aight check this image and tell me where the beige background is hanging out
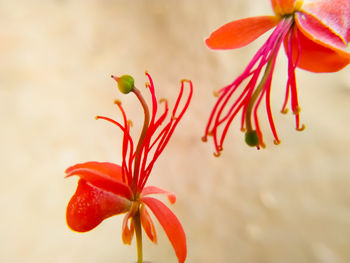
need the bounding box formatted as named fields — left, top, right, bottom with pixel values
left=1, top=0, right=350, bottom=262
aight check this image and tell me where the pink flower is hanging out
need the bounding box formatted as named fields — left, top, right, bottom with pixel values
left=202, top=0, right=350, bottom=154
left=65, top=72, right=193, bottom=263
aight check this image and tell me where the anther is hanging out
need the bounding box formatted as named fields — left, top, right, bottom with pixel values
left=296, top=124, right=305, bottom=131
left=293, top=106, right=301, bottom=115
left=128, top=120, right=133, bottom=127
left=273, top=139, right=281, bottom=145
left=240, top=127, right=246, bottom=132
left=213, top=151, right=221, bottom=157
left=201, top=136, right=207, bottom=142
left=281, top=108, right=288, bottom=114
left=95, top=116, right=99, bottom=120
left=213, top=90, right=219, bottom=97
left=114, top=99, right=122, bottom=105
left=159, top=98, right=167, bottom=103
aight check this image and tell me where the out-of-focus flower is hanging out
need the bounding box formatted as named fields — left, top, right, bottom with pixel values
left=203, top=0, right=350, bottom=154
left=66, top=72, right=193, bottom=263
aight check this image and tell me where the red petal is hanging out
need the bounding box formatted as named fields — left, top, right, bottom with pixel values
left=65, top=161, right=133, bottom=199
left=122, top=212, right=135, bottom=245
left=66, top=180, right=132, bottom=232
left=206, top=16, right=279, bottom=50
left=142, top=197, right=186, bottom=263
left=141, top=186, right=176, bottom=204
left=290, top=14, right=350, bottom=72
left=302, top=0, right=350, bottom=44
left=140, top=204, right=157, bottom=243
left=66, top=161, right=123, bottom=180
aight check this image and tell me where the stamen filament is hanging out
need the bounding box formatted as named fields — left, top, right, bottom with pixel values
left=115, top=101, right=134, bottom=185
left=139, top=80, right=193, bottom=190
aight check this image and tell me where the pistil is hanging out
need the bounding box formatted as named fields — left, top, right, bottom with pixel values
left=132, top=87, right=150, bottom=193
left=244, top=50, right=276, bottom=147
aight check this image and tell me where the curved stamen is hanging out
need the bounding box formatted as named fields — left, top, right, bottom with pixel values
left=203, top=17, right=295, bottom=152
left=115, top=100, right=134, bottom=185
left=286, top=26, right=305, bottom=131
left=139, top=80, right=193, bottom=190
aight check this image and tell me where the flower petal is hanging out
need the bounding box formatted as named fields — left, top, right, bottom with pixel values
left=290, top=14, right=350, bottom=72
left=66, top=161, right=123, bottom=180
left=271, top=0, right=302, bottom=16
left=206, top=16, right=279, bottom=50
left=301, top=0, right=350, bottom=44
left=296, top=10, right=347, bottom=49
left=141, top=185, right=176, bottom=204
left=65, top=161, right=133, bottom=199
left=66, top=179, right=132, bottom=232
left=140, top=204, right=157, bottom=243
left=122, top=212, right=135, bottom=245
left=142, top=197, right=186, bottom=263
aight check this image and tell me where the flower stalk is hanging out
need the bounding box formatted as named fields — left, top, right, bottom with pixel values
left=133, top=208, right=143, bottom=263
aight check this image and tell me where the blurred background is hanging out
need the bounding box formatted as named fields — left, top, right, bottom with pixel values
left=1, top=0, right=350, bottom=262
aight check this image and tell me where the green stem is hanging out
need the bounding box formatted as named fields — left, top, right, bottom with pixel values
left=132, top=87, right=150, bottom=192
left=134, top=210, right=143, bottom=263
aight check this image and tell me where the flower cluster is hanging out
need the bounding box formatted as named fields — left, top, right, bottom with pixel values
left=202, top=0, right=350, bottom=155
left=65, top=72, right=193, bottom=263
left=65, top=1, right=350, bottom=262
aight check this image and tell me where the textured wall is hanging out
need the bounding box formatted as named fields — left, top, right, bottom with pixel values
left=1, top=0, right=350, bottom=262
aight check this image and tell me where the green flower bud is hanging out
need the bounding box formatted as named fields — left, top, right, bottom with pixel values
left=115, top=75, right=134, bottom=94
left=245, top=130, right=259, bottom=147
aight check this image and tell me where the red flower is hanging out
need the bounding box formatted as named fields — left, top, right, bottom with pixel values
left=65, top=72, right=193, bottom=263
left=202, top=0, right=350, bottom=154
